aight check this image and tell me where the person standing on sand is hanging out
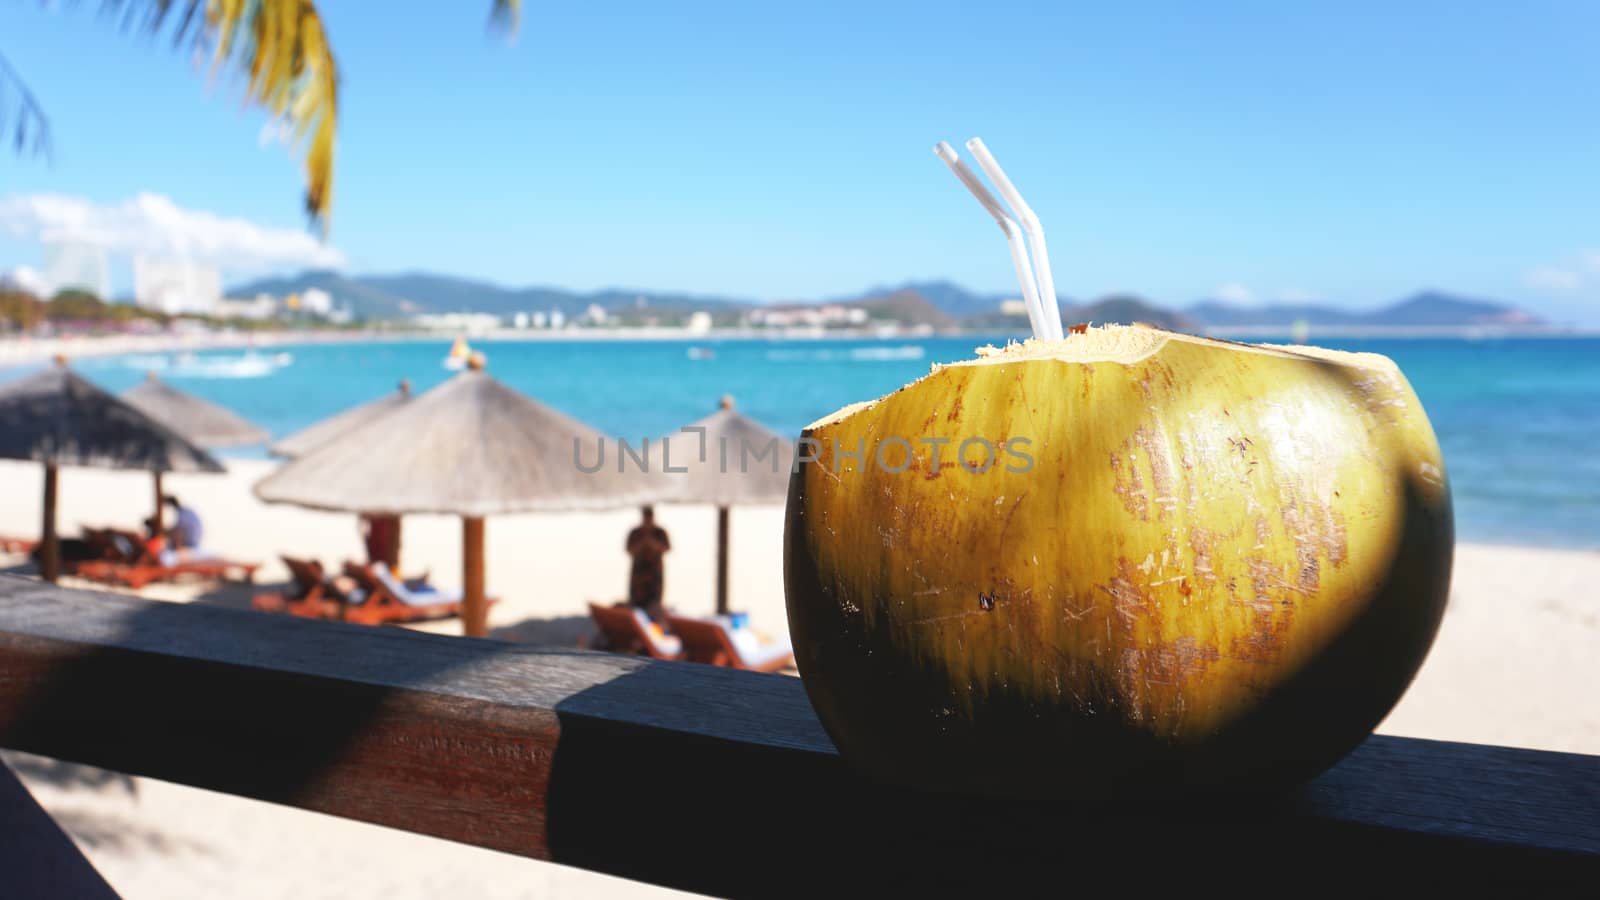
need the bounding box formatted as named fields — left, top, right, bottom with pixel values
left=360, top=513, right=401, bottom=569
left=164, top=495, right=204, bottom=557
left=626, top=506, right=671, bottom=622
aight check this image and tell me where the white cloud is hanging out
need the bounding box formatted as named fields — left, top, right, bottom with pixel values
left=0, top=265, right=46, bottom=294
left=1213, top=282, right=1255, bottom=305
left=0, top=192, right=345, bottom=274
left=1582, top=250, right=1600, bottom=273
left=1524, top=267, right=1581, bottom=292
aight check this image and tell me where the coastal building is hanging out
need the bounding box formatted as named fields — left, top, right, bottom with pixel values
left=998, top=298, right=1029, bottom=317
left=685, top=311, right=713, bottom=335
left=133, top=256, right=221, bottom=315
left=43, top=241, right=110, bottom=298
left=549, top=309, right=566, bottom=329
left=531, top=311, right=549, bottom=328
left=214, top=294, right=280, bottom=320
left=583, top=303, right=610, bottom=326
left=747, top=304, right=869, bottom=329
left=413, top=312, right=501, bottom=334
left=300, top=288, right=334, bottom=316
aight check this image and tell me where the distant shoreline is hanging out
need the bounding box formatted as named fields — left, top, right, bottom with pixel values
left=3, top=322, right=1595, bottom=370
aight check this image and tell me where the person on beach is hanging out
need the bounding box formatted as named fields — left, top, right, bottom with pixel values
left=141, top=516, right=176, bottom=567
left=163, top=495, right=205, bottom=557
left=626, top=506, right=672, bottom=623
left=360, top=514, right=401, bottom=569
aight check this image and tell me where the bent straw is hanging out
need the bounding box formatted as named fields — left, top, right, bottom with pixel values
left=933, top=142, right=1051, bottom=340
left=965, top=138, right=1065, bottom=339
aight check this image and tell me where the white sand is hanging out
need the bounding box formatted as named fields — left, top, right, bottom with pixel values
left=0, top=457, right=1596, bottom=897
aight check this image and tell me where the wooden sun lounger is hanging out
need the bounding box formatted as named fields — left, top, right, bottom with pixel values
left=252, top=556, right=342, bottom=619
left=76, top=556, right=260, bottom=590
left=58, top=526, right=139, bottom=575
left=666, top=615, right=794, bottom=672
left=338, top=562, right=488, bottom=626
left=0, top=535, right=37, bottom=554
left=588, top=602, right=684, bottom=660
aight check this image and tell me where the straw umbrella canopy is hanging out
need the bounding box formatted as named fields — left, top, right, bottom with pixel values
left=268, top=379, right=416, bottom=570
left=653, top=395, right=793, bottom=615
left=253, top=356, right=661, bottom=636
left=0, top=359, right=224, bottom=582
left=270, top=379, right=413, bottom=459
left=122, top=370, right=269, bottom=530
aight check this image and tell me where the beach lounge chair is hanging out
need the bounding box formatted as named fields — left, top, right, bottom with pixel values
left=57, top=526, right=138, bottom=574
left=337, top=561, right=481, bottom=626
left=76, top=552, right=260, bottom=590
left=0, top=535, right=37, bottom=554
left=252, top=556, right=344, bottom=618
left=665, top=615, right=794, bottom=672
left=588, top=603, right=684, bottom=660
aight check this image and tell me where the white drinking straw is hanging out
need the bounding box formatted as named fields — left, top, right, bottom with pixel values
left=965, top=138, right=1065, bottom=340
left=933, top=142, right=1051, bottom=340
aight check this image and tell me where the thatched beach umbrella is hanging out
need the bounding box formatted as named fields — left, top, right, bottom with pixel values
left=253, top=357, right=659, bottom=636
left=0, top=359, right=224, bottom=582
left=122, top=371, right=269, bottom=529
left=270, top=380, right=413, bottom=459
left=655, top=395, right=792, bottom=615
left=270, top=380, right=416, bottom=569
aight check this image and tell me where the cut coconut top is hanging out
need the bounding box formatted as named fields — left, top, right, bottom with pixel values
left=957, top=324, right=1398, bottom=371
left=804, top=325, right=1398, bottom=432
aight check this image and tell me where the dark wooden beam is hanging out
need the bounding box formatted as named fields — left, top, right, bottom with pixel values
left=0, top=575, right=1594, bottom=896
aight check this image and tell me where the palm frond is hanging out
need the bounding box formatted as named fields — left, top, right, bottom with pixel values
left=71, top=0, right=341, bottom=229
left=16, top=1, right=519, bottom=231
left=0, top=50, right=53, bottom=159
left=490, top=0, right=522, bottom=36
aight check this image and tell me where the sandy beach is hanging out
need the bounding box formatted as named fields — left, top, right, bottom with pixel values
left=1, top=457, right=1596, bottom=897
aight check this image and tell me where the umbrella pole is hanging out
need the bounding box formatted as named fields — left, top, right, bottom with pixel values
left=462, top=517, right=487, bottom=638
left=153, top=471, right=164, bottom=534
left=716, top=505, right=730, bottom=616
left=40, top=463, right=59, bottom=583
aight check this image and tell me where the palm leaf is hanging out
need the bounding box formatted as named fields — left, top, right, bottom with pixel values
left=0, top=50, right=52, bottom=159
left=6, top=0, right=522, bottom=232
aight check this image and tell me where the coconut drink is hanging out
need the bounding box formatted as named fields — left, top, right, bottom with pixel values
left=782, top=141, right=1453, bottom=799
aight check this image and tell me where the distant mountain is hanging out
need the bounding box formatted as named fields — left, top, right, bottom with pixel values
left=852, top=290, right=958, bottom=330
left=962, top=295, right=1198, bottom=333
left=356, top=273, right=531, bottom=317
left=230, top=270, right=420, bottom=318
left=844, top=281, right=1009, bottom=319
left=231, top=270, right=1543, bottom=332
left=1375, top=291, right=1540, bottom=326
left=1186, top=291, right=1540, bottom=329
left=1063, top=296, right=1199, bottom=332
left=230, top=271, right=754, bottom=320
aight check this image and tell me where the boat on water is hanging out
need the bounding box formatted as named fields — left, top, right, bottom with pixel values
left=443, top=336, right=472, bottom=370
left=686, top=346, right=716, bottom=361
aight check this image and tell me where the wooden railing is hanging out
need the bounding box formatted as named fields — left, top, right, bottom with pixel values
left=0, top=575, right=1596, bottom=895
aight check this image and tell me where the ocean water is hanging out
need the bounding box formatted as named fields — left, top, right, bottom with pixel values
left=32, top=333, right=1600, bottom=549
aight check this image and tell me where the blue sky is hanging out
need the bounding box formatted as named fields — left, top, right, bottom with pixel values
left=1, top=1, right=1596, bottom=322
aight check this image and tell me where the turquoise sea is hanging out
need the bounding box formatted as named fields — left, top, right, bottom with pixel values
left=24, top=334, right=1600, bottom=549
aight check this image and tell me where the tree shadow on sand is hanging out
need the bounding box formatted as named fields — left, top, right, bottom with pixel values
left=488, top=614, right=596, bottom=648
left=45, top=807, right=215, bottom=857
left=2, top=750, right=137, bottom=797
